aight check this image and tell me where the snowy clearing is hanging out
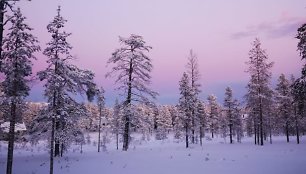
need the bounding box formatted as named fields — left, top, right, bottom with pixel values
left=1, top=134, right=306, bottom=174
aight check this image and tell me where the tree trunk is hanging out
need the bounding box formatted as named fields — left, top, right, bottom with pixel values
left=123, top=57, right=133, bottom=151
left=60, top=143, right=64, bottom=157
left=185, top=123, right=189, bottom=148
left=269, top=122, right=272, bottom=144
left=54, top=141, right=60, bottom=157
left=0, top=1, right=4, bottom=71
left=286, top=122, right=289, bottom=143
left=192, top=129, right=195, bottom=144
left=191, top=111, right=195, bottom=144
left=6, top=101, right=16, bottom=174
left=257, top=124, right=260, bottom=145
left=116, top=132, right=119, bottom=150
left=211, top=124, right=214, bottom=138
left=54, top=120, right=60, bottom=157
left=49, top=116, right=55, bottom=174
left=229, top=124, right=233, bottom=144
left=259, top=98, right=264, bottom=146
left=295, top=107, right=300, bottom=144
left=98, top=107, right=102, bottom=152
left=199, top=126, right=202, bottom=146
left=80, top=143, right=83, bottom=153
left=254, top=118, right=257, bottom=145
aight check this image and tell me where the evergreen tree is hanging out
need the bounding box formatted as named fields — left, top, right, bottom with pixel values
left=0, top=0, right=31, bottom=71
left=106, top=34, right=157, bottom=151
left=245, top=38, right=274, bottom=146
left=171, top=105, right=183, bottom=139
left=1, top=8, right=40, bottom=174
left=178, top=72, right=193, bottom=148
left=233, top=99, right=243, bottom=143
left=290, top=75, right=301, bottom=144
left=155, top=105, right=172, bottom=140
left=111, top=98, right=122, bottom=150
left=223, top=87, right=235, bottom=143
left=35, top=7, right=96, bottom=174
left=292, top=23, right=306, bottom=143
left=275, top=74, right=292, bottom=142
left=196, top=100, right=206, bottom=146
left=186, top=49, right=201, bottom=143
left=207, top=94, right=219, bottom=138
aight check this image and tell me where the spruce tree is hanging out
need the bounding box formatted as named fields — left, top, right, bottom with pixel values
left=275, top=74, right=292, bottom=142
left=293, top=23, right=306, bottom=142
left=223, top=87, right=234, bottom=144
left=178, top=72, right=193, bottom=148
left=207, top=94, right=219, bottom=138
left=245, top=38, right=274, bottom=146
left=1, top=8, right=40, bottom=174
left=35, top=7, right=96, bottom=174
left=0, top=0, right=31, bottom=71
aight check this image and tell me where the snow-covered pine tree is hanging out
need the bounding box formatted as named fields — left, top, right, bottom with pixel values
left=106, top=34, right=157, bottom=151
left=196, top=100, right=206, bottom=146
left=219, top=109, right=228, bottom=140
left=35, top=7, right=96, bottom=174
left=1, top=8, right=40, bottom=174
left=111, top=98, right=122, bottom=150
left=245, top=38, right=274, bottom=146
left=155, top=105, right=172, bottom=140
left=0, top=0, right=32, bottom=72
left=130, top=104, right=154, bottom=140
left=292, top=23, right=306, bottom=143
left=223, top=87, right=235, bottom=144
left=232, top=99, right=243, bottom=143
left=97, top=87, right=105, bottom=152
left=178, top=72, right=193, bottom=148
left=207, top=94, right=219, bottom=139
left=186, top=49, right=201, bottom=144
left=290, top=75, right=301, bottom=144
left=171, top=105, right=183, bottom=139
left=275, top=74, right=293, bottom=142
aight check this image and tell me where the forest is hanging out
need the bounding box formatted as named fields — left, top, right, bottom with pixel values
left=0, top=1, right=305, bottom=174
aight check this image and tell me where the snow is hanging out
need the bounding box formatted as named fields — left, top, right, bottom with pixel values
left=0, top=122, right=27, bottom=133
left=0, top=134, right=306, bottom=174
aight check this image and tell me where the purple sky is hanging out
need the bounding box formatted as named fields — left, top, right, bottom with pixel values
left=15, top=0, right=306, bottom=105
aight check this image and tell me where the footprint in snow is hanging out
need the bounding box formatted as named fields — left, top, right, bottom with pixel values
left=205, top=157, right=209, bottom=161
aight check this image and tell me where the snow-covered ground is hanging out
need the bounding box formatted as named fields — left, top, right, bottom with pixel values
left=0, top=134, right=306, bottom=174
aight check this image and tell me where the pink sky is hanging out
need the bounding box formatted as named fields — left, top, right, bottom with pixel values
left=15, top=0, right=306, bottom=105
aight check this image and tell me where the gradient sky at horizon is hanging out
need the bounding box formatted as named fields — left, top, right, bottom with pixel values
left=14, top=0, right=306, bottom=106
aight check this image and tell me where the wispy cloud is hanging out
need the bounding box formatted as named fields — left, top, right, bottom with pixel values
left=231, top=14, right=306, bottom=40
